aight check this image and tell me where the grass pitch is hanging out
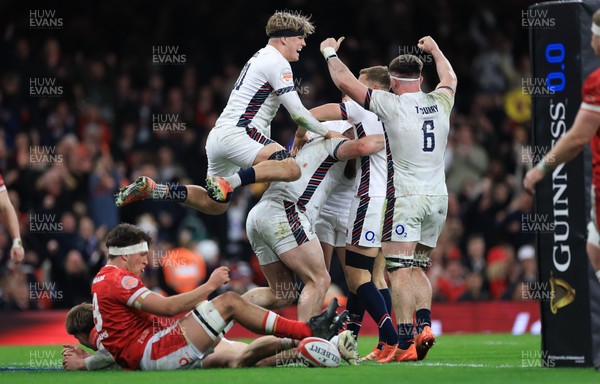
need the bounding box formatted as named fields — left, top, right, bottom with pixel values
left=1, top=334, right=598, bottom=384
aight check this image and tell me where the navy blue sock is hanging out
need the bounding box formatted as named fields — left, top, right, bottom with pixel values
left=416, top=308, right=431, bottom=334
left=397, top=323, right=414, bottom=349
left=357, top=282, right=398, bottom=346
left=379, top=288, right=392, bottom=314
left=238, top=167, right=256, bottom=186
left=165, top=184, right=188, bottom=202
left=345, top=292, right=365, bottom=339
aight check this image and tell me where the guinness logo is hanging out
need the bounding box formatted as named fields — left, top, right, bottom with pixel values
left=549, top=272, right=576, bottom=314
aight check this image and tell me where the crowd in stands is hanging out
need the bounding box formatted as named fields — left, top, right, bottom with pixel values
left=0, top=0, right=540, bottom=310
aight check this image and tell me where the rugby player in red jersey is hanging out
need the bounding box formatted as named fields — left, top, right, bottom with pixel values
left=89, top=223, right=346, bottom=370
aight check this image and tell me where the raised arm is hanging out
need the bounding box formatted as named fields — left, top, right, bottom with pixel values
left=135, top=266, right=230, bottom=317
left=320, top=37, right=370, bottom=107
left=524, top=108, right=600, bottom=193
left=418, top=36, right=457, bottom=93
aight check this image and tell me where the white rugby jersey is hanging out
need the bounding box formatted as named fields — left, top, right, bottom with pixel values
left=366, top=88, right=454, bottom=196
left=260, top=136, right=348, bottom=223
left=319, top=121, right=355, bottom=214
left=214, top=45, right=296, bottom=136
left=340, top=99, right=387, bottom=198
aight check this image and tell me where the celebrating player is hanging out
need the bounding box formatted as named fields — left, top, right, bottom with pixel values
left=307, top=67, right=397, bottom=361
left=320, top=35, right=457, bottom=361
left=91, top=223, right=346, bottom=370
left=0, top=174, right=24, bottom=264
left=524, top=9, right=600, bottom=284
left=115, top=11, right=341, bottom=215
left=242, top=121, right=383, bottom=325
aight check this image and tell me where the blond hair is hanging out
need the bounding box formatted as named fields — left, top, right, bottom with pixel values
left=594, top=9, right=600, bottom=26
left=359, top=66, right=391, bottom=90
left=266, top=11, right=315, bottom=38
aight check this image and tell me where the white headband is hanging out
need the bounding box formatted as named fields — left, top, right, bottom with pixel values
left=108, top=242, right=149, bottom=256
left=592, top=22, right=600, bottom=36
left=390, top=75, right=420, bottom=82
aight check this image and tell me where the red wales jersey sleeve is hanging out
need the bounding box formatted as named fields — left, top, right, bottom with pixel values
left=581, top=68, right=600, bottom=113
left=0, top=173, right=5, bottom=192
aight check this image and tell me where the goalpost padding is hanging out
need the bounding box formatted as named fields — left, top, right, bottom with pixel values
left=529, top=0, right=600, bottom=368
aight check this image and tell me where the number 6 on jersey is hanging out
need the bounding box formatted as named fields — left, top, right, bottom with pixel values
left=422, top=120, right=435, bottom=152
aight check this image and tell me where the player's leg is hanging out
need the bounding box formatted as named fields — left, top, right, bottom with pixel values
left=201, top=338, right=245, bottom=368
left=207, top=142, right=301, bottom=202
left=345, top=243, right=398, bottom=362
left=278, top=237, right=331, bottom=321
left=410, top=195, right=446, bottom=360
left=179, top=292, right=345, bottom=350
left=314, top=208, right=337, bottom=271
left=413, top=243, right=435, bottom=361
left=372, top=249, right=392, bottom=315
left=379, top=240, right=418, bottom=362
left=321, top=242, right=335, bottom=271
left=242, top=261, right=297, bottom=309
left=338, top=245, right=364, bottom=340
left=243, top=200, right=298, bottom=309
left=234, top=336, right=296, bottom=367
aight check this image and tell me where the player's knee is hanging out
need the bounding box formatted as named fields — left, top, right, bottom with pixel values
left=385, top=254, right=414, bottom=273
left=214, top=291, right=242, bottom=314
left=373, top=278, right=387, bottom=290
left=282, top=158, right=301, bottom=181
left=318, top=271, right=331, bottom=288
left=192, top=300, right=229, bottom=341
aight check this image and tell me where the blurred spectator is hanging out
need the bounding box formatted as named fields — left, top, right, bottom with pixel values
left=0, top=1, right=538, bottom=309
left=446, top=121, right=489, bottom=194
left=436, top=260, right=467, bottom=302
left=458, top=272, right=490, bottom=301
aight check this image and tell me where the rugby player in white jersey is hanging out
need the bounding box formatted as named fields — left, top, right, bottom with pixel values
left=320, top=36, right=457, bottom=362
left=115, top=11, right=341, bottom=214
left=307, top=66, right=397, bottom=362
left=241, top=119, right=382, bottom=315
left=310, top=119, right=355, bottom=273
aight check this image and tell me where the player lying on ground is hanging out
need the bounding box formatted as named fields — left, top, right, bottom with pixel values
left=115, top=11, right=343, bottom=215
left=90, top=223, right=347, bottom=370
left=63, top=303, right=358, bottom=370
left=241, top=119, right=383, bottom=325
left=320, top=35, right=457, bottom=362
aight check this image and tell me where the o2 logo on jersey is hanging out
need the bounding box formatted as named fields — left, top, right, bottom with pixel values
left=365, top=231, right=376, bottom=243
left=395, top=224, right=408, bottom=238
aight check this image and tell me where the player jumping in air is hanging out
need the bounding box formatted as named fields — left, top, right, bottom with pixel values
left=115, top=11, right=341, bottom=215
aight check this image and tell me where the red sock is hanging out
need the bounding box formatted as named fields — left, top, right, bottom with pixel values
left=262, top=311, right=311, bottom=339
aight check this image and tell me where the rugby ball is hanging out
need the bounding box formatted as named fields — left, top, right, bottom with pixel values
left=297, top=337, right=341, bottom=367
